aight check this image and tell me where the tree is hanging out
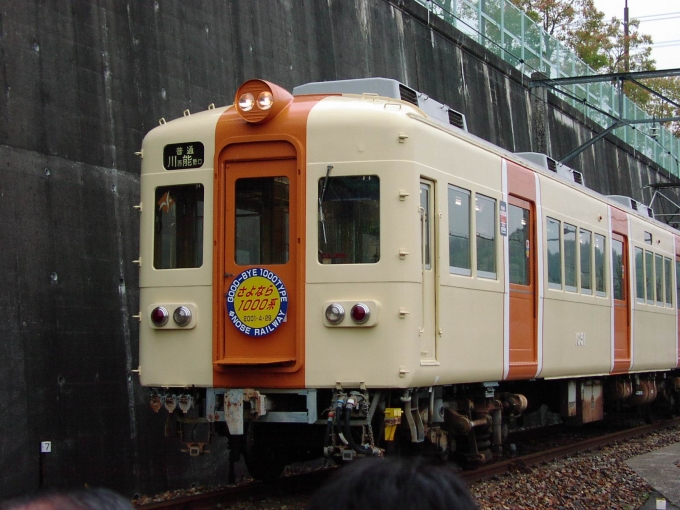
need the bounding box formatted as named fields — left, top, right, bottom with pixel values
left=643, top=77, right=680, bottom=137
left=509, top=0, right=680, bottom=139
left=508, top=0, right=655, bottom=73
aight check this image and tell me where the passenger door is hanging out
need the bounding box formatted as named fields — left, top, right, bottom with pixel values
left=611, top=232, right=631, bottom=373
left=507, top=196, right=537, bottom=379
left=420, top=180, right=437, bottom=362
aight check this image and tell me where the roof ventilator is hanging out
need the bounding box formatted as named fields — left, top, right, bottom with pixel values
left=515, top=152, right=586, bottom=187
left=607, top=195, right=655, bottom=219
left=292, top=78, right=468, bottom=132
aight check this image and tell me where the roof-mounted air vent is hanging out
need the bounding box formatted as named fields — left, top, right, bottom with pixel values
left=515, top=152, right=557, bottom=173
left=448, top=109, right=466, bottom=130
left=399, top=84, right=418, bottom=106
left=515, top=152, right=586, bottom=187
left=607, top=195, right=655, bottom=219
left=292, top=78, right=468, bottom=132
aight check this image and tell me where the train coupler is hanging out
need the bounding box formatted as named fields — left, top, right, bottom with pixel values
left=181, top=442, right=210, bottom=456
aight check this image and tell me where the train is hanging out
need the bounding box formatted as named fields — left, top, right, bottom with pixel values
left=137, top=77, right=680, bottom=481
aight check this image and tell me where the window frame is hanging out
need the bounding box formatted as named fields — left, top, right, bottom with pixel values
left=153, top=183, right=205, bottom=270
left=448, top=185, right=472, bottom=276
left=635, top=247, right=645, bottom=303
left=594, top=233, right=606, bottom=297
left=655, top=253, right=664, bottom=307
left=579, top=228, right=593, bottom=295
left=475, top=193, right=497, bottom=280
left=547, top=217, right=562, bottom=290
left=645, top=250, right=655, bottom=305
left=317, top=174, right=381, bottom=265
left=563, top=223, right=578, bottom=293
left=664, top=257, right=673, bottom=307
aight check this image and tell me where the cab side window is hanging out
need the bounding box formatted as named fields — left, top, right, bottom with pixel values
left=154, top=184, right=204, bottom=269
left=318, top=175, right=380, bottom=264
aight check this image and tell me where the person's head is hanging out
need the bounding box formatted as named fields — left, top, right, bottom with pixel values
left=307, top=457, right=477, bottom=510
left=0, top=488, right=133, bottom=510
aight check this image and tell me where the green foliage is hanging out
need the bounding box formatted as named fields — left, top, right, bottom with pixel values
left=509, top=0, right=679, bottom=138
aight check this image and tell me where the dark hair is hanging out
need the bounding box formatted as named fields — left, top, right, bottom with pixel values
left=307, top=457, right=477, bottom=510
left=0, top=488, right=133, bottom=510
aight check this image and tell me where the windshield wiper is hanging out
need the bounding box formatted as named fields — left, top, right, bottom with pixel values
left=318, top=164, right=333, bottom=244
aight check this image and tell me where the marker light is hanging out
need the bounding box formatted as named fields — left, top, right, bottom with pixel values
left=257, top=91, right=274, bottom=110
left=173, top=306, right=192, bottom=327
left=150, top=306, right=169, bottom=327
left=325, top=303, right=345, bottom=325
left=350, top=303, right=370, bottom=324
left=238, top=92, right=255, bottom=112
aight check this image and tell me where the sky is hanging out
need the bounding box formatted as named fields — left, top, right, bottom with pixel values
left=593, top=0, right=679, bottom=70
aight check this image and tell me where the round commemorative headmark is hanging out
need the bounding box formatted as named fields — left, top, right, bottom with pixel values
left=225, top=268, right=288, bottom=337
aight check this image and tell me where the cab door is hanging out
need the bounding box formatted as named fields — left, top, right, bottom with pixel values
left=420, top=180, right=437, bottom=362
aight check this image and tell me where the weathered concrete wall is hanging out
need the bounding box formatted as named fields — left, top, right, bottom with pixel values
left=0, top=0, right=677, bottom=500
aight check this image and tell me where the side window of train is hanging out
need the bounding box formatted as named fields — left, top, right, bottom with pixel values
left=318, top=175, right=380, bottom=264
left=655, top=253, right=664, bottom=306
left=676, top=259, right=680, bottom=310
left=475, top=194, right=496, bottom=279
left=564, top=223, right=577, bottom=292
left=508, top=204, right=530, bottom=285
left=664, top=257, right=672, bottom=307
left=153, top=184, right=205, bottom=269
left=645, top=250, right=654, bottom=304
left=580, top=229, right=592, bottom=294
left=448, top=185, right=471, bottom=276
left=612, top=239, right=624, bottom=301
left=635, top=247, right=645, bottom=303
left=547, top=218, right=562, bottom=289
left=594, top=234, right=606, bottom=296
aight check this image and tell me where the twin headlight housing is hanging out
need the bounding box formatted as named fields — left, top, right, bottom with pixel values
left=235, top=79, right=292, bottom=124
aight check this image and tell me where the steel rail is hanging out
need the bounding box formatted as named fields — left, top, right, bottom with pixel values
left=459, top=417, right=680, bottom=485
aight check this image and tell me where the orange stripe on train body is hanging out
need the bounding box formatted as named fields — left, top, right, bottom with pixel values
left=211, top=79, right=333, bottom=389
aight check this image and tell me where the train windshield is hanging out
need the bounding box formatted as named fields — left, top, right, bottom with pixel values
left=235, top=176, right=289, bottom=265
left=318, top=175, right=380, bottom=264
left=153, top=184, right=204, bottom=269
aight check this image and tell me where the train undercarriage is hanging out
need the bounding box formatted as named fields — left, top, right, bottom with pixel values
left=150, top=372, right=680, bottom=482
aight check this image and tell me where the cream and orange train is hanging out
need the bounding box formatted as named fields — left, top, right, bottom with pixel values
left=138, top=77, right=680, bottom=480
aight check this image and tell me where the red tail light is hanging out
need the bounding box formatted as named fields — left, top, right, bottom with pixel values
left=350, top=303, right=370, bottom=324
left=150, top=306, right=169, bottom=326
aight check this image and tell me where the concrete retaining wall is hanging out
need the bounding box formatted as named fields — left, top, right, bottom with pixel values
left=0, top=0, right=676, bottom=498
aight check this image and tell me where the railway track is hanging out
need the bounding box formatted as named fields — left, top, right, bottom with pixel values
left=134, top=418, right=680, bottom=510
left=459, top=417, right=680, bottom=484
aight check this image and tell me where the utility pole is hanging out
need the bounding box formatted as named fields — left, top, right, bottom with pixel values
left=624, top=0, right=629, bottom=72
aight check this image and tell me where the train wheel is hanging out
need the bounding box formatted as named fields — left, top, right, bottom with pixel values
left=243, top=423, right=286, bottom=482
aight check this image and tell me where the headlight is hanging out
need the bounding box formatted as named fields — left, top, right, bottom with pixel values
left=238, top=92, right=255, bottom=112
left=173, top=306, right=192, bottom=327
left=325, top=303, right=345, bottom=325
left=233, top=79, right=293, bottom=124
left=257, top=91, right=274, bottom=110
